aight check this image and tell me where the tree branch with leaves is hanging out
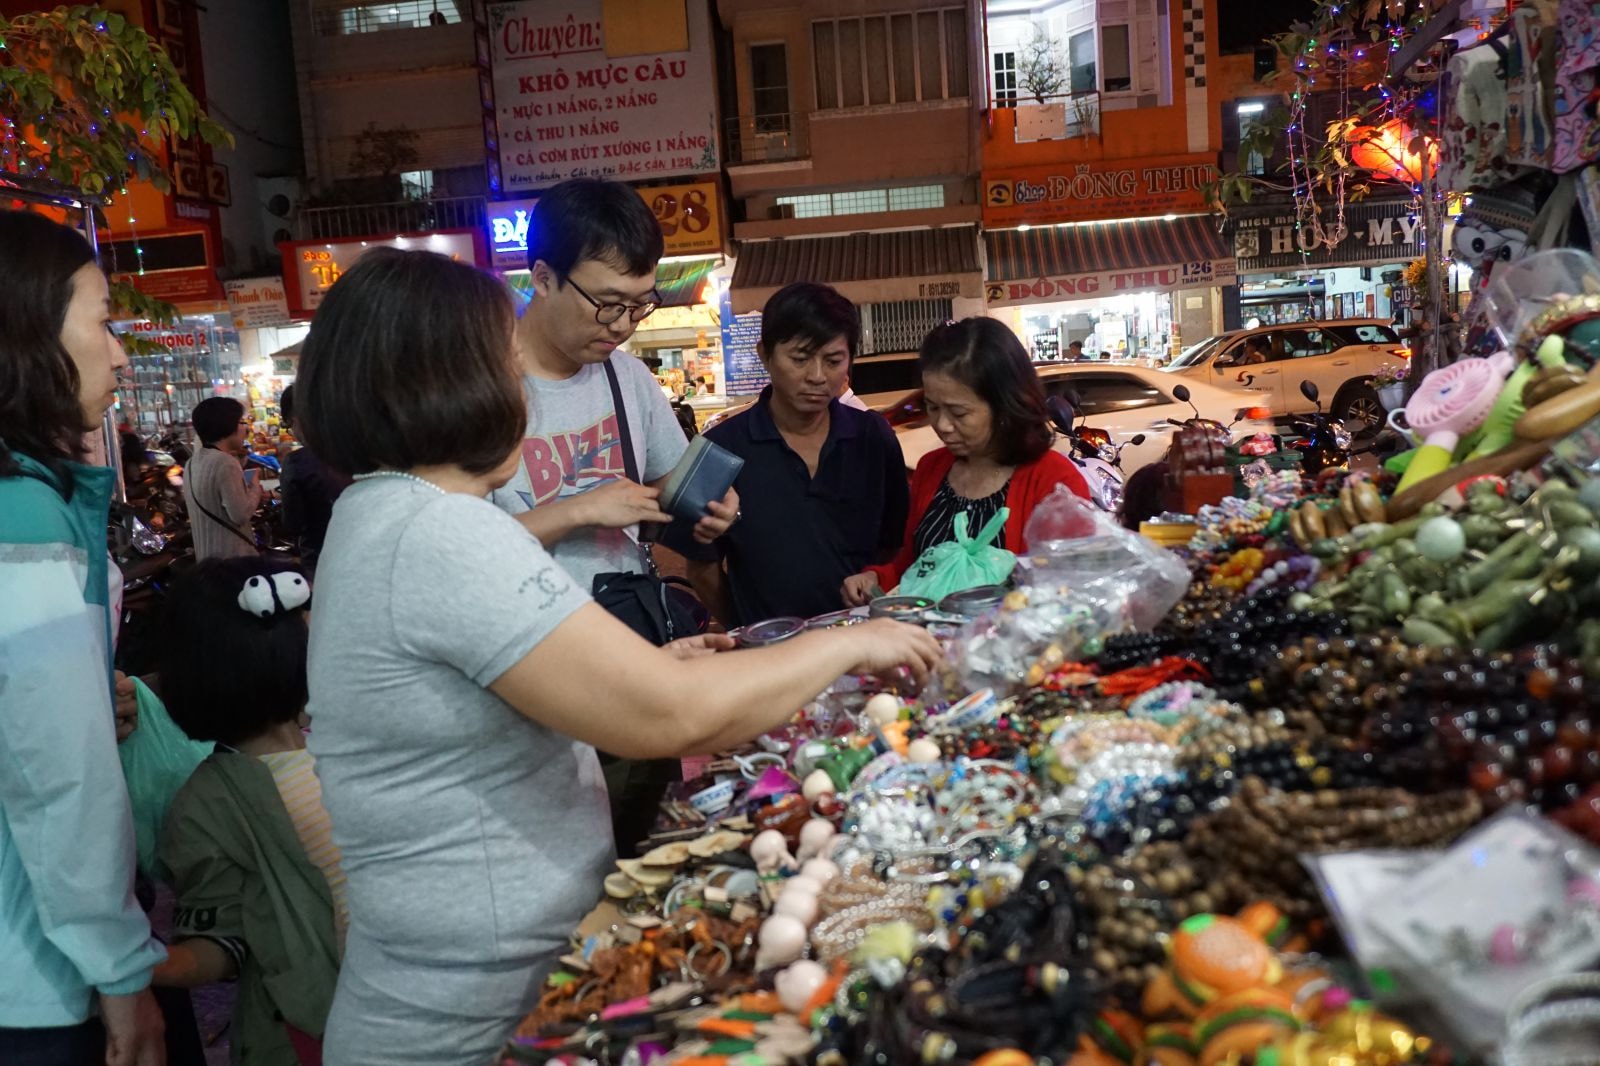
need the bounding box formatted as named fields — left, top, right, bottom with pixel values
left=0, top=4, right=231, bottom=336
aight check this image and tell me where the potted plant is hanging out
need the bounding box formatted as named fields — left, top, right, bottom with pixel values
left=1373, top=363, right=1408, bottom=411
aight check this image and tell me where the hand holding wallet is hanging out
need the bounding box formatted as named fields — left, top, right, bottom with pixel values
left=656, top=436, right=744, bottom=522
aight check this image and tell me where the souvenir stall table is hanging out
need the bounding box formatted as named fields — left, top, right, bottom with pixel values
left=495, top=436, right=1600, bottom=1066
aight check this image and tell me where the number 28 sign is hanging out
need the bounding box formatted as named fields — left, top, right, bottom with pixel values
left=487, top=180, right=721, bottom=271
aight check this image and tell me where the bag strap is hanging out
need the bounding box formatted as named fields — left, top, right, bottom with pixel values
left=971, top=506, right=1010, bottom=549
left=601, top=357, right=641, bottom=484
left=601, top=356, right=660, bottom=565
left=192, top=451, right=258, bottom=548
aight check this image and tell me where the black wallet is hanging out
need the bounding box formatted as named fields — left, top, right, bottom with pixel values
left=657, top=435, right=744, bottom=521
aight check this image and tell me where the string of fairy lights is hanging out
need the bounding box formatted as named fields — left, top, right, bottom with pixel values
left=0, top=19, right=180, bottom=278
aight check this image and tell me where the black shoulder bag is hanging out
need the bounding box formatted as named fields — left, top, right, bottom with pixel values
left=589, top=358, right=706, bottom=647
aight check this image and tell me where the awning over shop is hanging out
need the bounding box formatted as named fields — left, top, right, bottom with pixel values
left=730, top=226, right=983, bottom=313
left=503, top=257, right=718, bottom=312
left=983, top=216, right=1236, bottom=307
left=654, top=257, right=719, bottom=308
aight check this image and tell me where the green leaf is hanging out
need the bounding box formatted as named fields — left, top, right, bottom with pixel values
left=107, top=12, right=125, bottom=34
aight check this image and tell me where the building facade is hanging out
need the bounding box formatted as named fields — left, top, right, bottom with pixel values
left=978, top=0, right=1233, bottom=362
left=717, top=0, right=988, bottom=366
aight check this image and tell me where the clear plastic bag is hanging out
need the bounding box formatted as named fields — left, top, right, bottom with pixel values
left=940, top=487, right=1190, bottom=696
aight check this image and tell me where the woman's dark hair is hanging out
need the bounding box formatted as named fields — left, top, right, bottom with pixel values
left=161, top=556, right=311, bottom=746
left=192, top=396, right=245, bottom=446
left=527, top=178, right=664, bottom=279
left=918, top=317, right=1053, bottom=466
left=296, top=248, right=524, bottom=477
left=0, top=209, right=100, bottom=497
left=1121, top=460, right=1170, bottom=531
left=760, top=282, right=861, bottom=360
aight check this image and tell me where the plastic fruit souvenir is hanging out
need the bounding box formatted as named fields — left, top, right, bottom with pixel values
left=1144, top=1022, right=1197, bottom=1065
left=1192, top=987, right=1301, bottom=1066
left=1392, top=351, right=1516, bottom=494
left=1142, top=914, right=1281, bottom=1020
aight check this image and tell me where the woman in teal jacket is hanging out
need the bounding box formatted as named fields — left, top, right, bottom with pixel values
left=0, top=210, right=167, bottom=1066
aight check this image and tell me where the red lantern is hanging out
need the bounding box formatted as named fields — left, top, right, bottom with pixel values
left=1350, top=119, right=1437, bottom=184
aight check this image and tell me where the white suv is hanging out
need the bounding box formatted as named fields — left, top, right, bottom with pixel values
left=1164, top=320, right=1407, bottom=433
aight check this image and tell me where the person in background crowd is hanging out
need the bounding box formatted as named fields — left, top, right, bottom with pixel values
left=1066, top=339, right=1085, bottom=361
left=0, top=208, right=167, bottom=1066
left=277, top=384, right=350, bottom=568
left=184, top=396, right=263, bottom=560
left=293, top=248, right=939, bottom=1066
left=156, top=556, right=341, bottom=1066
left=1121, top=459, right=1171, bottom=532
left=489, top=178, right=739, bottom=854
left=842, top=317, right=1092, bottom=606
left=670, top=283, right=910, bottom=628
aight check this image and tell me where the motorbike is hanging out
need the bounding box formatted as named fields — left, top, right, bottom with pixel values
left=109, top=500, right=193, bottom=675
left=1289, top=380, right=1352, bottom=477
left=1046, top=393, right=1144, bottom=515
left=672, top=398, right=699, bottom=441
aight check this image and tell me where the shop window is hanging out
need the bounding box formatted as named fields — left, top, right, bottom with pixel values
left=889, top=185, right=944, bottom=210
left=994, top=51, right=1018, bottom=107
left=833, top=189, right=889, bottom=215
left=1069, top=29, right=1097, bottom=94
left=315, top=1, right=460, bottom=35
left=751, top=44, right=792, bottom=132
left=777, top=185, right=944, bottom=219
left=1101, top=25, right=1132, bottom=92
left=776, top=193, right=832, bottom=219
left=814, top=9, right=967, bottom=110
left=1045, top=373, right=1167, bottom=416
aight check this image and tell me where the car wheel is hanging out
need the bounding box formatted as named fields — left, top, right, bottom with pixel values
left=1336, top=385, right=1383, bottom=437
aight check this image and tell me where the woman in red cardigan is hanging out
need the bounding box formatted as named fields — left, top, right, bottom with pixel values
left=841, top=317, right=1090, bottom=604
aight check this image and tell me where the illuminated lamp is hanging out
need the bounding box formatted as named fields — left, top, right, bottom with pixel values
left=1349, top=119, right=1438, bottom=184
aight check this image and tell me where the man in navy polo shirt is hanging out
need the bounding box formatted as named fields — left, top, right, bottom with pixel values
left=671, top=283, right=910, bottom=627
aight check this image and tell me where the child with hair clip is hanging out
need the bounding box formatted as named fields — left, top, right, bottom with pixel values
left=154, top=556, right=342, bottom=1066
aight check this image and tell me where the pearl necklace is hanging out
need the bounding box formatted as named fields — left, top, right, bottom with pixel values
left=351, top=470, right=447, bottom=495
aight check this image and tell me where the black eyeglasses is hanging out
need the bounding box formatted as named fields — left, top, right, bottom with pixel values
left=566, top=276, right=660, bottom=326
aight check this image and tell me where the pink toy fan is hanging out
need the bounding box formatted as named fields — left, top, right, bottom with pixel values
left=1391, top=351, right=1515, bottom=493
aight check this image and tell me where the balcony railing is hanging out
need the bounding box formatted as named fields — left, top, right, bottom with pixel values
left=724, top=113, right=811, bottom=166
left=994, top=91, right=1101, bottom=142
left=297, top=196, right=487, bottom=241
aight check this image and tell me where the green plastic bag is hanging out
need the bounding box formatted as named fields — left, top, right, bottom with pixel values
left=896, top=507, right=1016, bottom=601
left=117, top=678, right=213, bottom=880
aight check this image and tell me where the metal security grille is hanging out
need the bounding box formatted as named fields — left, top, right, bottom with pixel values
left=862, top=298, right=952, bottom=355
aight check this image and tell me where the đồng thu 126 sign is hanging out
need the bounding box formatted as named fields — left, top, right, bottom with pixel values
left=487, top=1, right=720, bottom=192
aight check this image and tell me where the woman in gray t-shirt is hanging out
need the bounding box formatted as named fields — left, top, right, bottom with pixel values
left=294, top=248, right=940, bottom=1066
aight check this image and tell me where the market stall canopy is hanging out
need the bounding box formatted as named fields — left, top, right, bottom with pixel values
left=984, top=216, right=1237, bottom=307
left=729, top=225, right=982, bottom=313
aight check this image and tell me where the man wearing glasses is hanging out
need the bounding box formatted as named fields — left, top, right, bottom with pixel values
left=492, top=176, right=738, bottom=602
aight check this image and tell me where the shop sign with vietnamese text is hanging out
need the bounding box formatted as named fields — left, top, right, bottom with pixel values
left=982, top=155, right=1218, bottom=227
left=223, top=277, right=292, bottom=329
left=1231, top=200, right=1421, bottom=272
left=985, top=259, right=1237, bottom=307
left=488, top=2, right=719, bottom=192
left=488, top=180, right=721, bottom=271
left=280, top=231, right=485, bottom=316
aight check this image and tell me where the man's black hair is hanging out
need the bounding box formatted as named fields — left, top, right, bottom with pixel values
left=527, top=178, right=664, bottom=279
left=192, top=396, right=246, bottom=446
left=759, top=282, right=861, bottom=360
left=279, top=383, right=296, bottom=426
